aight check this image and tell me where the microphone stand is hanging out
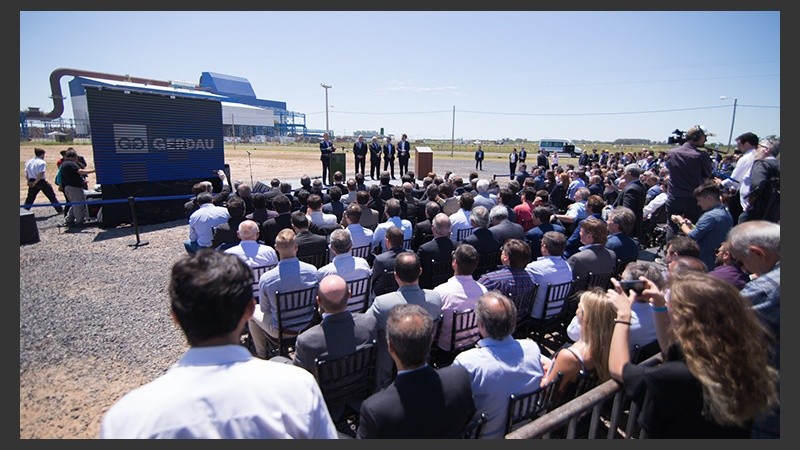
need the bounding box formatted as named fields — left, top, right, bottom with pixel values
left=246, top=150, right=254, bottom=186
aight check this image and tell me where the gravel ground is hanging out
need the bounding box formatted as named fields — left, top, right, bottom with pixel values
left=18, top=143, right=566, bottom=439
left=19, top=210, right=188, bottom=439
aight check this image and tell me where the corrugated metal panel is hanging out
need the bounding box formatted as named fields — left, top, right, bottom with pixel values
left=86, top=86, right=224, bottom=185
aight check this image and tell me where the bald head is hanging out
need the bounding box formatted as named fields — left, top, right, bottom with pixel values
left=318, top=274, right=350, bottom=314
left=474, top=291, right=516, bottom=339
left=237, top=220, right=260, bottom=241
left=432, top=213, right=452, bottom=237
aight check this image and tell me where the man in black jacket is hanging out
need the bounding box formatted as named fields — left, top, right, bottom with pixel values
left=352, top=135, right=368, bottom=176
left=356, top=303, right=475, bottom=438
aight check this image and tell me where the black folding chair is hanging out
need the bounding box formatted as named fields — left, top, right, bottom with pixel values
left=430, top=308, right=481, bottom=368
left=313, top=340, right=378, bottom=437
left=298, top=249, right=329, bottom=269
left=473, top=250, right=502, bottom=280
left=265, top=285, right=319, bottom=358
left=460, top=412, right=488, bottom=439
left=505, top=372, right=564, bottom=435
left=508, top=286, right=538, bottom=339
left=529, top=281, right=574, bottom=356
left=345, top=276, right=371, bottom=313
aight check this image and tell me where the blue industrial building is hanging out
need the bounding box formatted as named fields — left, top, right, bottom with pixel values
left=21, top=68, right=308, bottom=140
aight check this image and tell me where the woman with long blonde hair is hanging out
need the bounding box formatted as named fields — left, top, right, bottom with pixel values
left=608, top=271, right=778, bottom=437
left=542, top=287, right=615, bottom=405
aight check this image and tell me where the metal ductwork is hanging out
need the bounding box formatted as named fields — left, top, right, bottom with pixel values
left=23, top=68, right=173, bottom=120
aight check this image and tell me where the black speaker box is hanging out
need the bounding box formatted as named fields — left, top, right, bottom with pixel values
left=20, top=208, right=40, bottom=245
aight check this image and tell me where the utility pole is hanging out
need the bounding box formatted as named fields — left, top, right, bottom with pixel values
left=451, top=105, right=455, bottom=157
left=321, top=83, right=332, bottom=134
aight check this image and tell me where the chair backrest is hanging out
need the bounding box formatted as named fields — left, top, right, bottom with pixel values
left=372, top=269, right=399, bottom=297
left=473, top=250, right=502, bottom=279
left=508, top=286, right=538, bottom=332
left=402, top=238, right=412, bottom=251
left=505, top=372, right=563, bottom=435
left=542, top=281, right=575, bottom=320
left=250, top=263, right=276, bottom=302
left=351, top=244, right=372, bottom=259
left=313, top=339, right=378, bottom=415
left=460, top=412, right=488, bottom=439
left=448, top=309, right=481, bottom=353
left=456, top=227, right=474, bottom=242
left=346, top=276, right=371, bottom=313
left=427, top=258, right=454, bottom=289
left=274, top=285, right=319, bottom=356
left=585, top=271, right=612, bottom=290
left=298, top=250, right=329, bottom=269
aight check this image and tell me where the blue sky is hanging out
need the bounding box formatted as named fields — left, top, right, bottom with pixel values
left=20, top=11, right=780, bottom=143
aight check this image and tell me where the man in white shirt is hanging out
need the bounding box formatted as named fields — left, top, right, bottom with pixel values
left=318, top=229, right=372, bottom=283
left=449, top=191, right=475, bottom=242
left=23, top=147, right=63, bottom=214
left=525, top=231, right=573, bottom=319
left=306, top=193, right=338, bottom=228
left=184, top=192, right=230, bottom=254
left=371, top=198, right=412, bottom=252
left=717, top=131, right=759, bottom=223
left=452, top=291, right=545, bottom=439
left=99, top=250, right=337, bottom=438
left=433, top=243, right=488, bottom=354
left=224, top=220, right=278, bottom=268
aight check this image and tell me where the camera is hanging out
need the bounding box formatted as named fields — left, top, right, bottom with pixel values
left=667, top=129, right=686, bottom=145
left=619, top=280, right=645, bottom=295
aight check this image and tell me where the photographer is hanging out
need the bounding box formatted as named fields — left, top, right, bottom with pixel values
left=663, top=125, right=714, bottom=241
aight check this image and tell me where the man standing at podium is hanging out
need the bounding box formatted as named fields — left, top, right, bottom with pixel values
left=353, top=134, right=367, bottom=176
left=319, top=132, right=335, bottom=185
left=383, top=136, right=396, bottom=180
left=398, top=133, right=411, bottom=177
left=370, top=136, right=383, bottom=181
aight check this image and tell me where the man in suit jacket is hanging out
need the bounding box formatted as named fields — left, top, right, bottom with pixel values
left=261, top=194, right=293, bottom=247
left=417, top=213, right=456, bottom=289
left=369, top=136, right=383, bottom=181
left=462, top=206, right=501, bottom=256
left=474, top=145, right=484, bottom=170
left=319, top=132, right=335, bottom=185
left=397, top=133, right=411, bottom=177
left=291, top=274, right=377, bottom=422
left=365, top=253, right=443, bottom=392
left=411, top=201, right=440, bottom=252
left=357, top=303, right=474, bottom=438
left=488, top=205, right=525, bottom=247
left=352, top=135, right=368, bottom=176
left=383, top=136, right=396, bottom=179
left=369, top=226, right=406, bottom=296
left=614, top=163, right=647, bottom=239
left=566, top=217, right=617, bottom=282
left=605, top=206, right=640, bottom=265
left=291, top=211, right=329, bottom=260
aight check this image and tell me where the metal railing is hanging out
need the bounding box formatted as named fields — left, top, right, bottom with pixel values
left=506, top=353, right=663, bottom=439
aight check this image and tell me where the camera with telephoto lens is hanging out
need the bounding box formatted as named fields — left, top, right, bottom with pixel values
left=619, top=280, right=646, bottom=295
left=667, top=129, right=687, bottom=145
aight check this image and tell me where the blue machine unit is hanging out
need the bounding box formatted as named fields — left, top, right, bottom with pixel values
left=85, top=85, right=224, bottom=185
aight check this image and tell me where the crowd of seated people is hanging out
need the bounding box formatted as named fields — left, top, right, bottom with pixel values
left=165, top=141, right=779, bottom=438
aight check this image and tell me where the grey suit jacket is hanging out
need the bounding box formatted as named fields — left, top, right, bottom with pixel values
left=293, top=311, right=378, bottom=420
left=366, top=285, right=443, bottom=391
left=566, top=244, right=617, bottom=281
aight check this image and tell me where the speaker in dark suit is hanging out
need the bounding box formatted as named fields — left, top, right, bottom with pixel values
left=383, top=137, right=396, bottom=179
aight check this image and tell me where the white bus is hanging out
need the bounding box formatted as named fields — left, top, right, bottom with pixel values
left=538, top=138, right=583, bottom=157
